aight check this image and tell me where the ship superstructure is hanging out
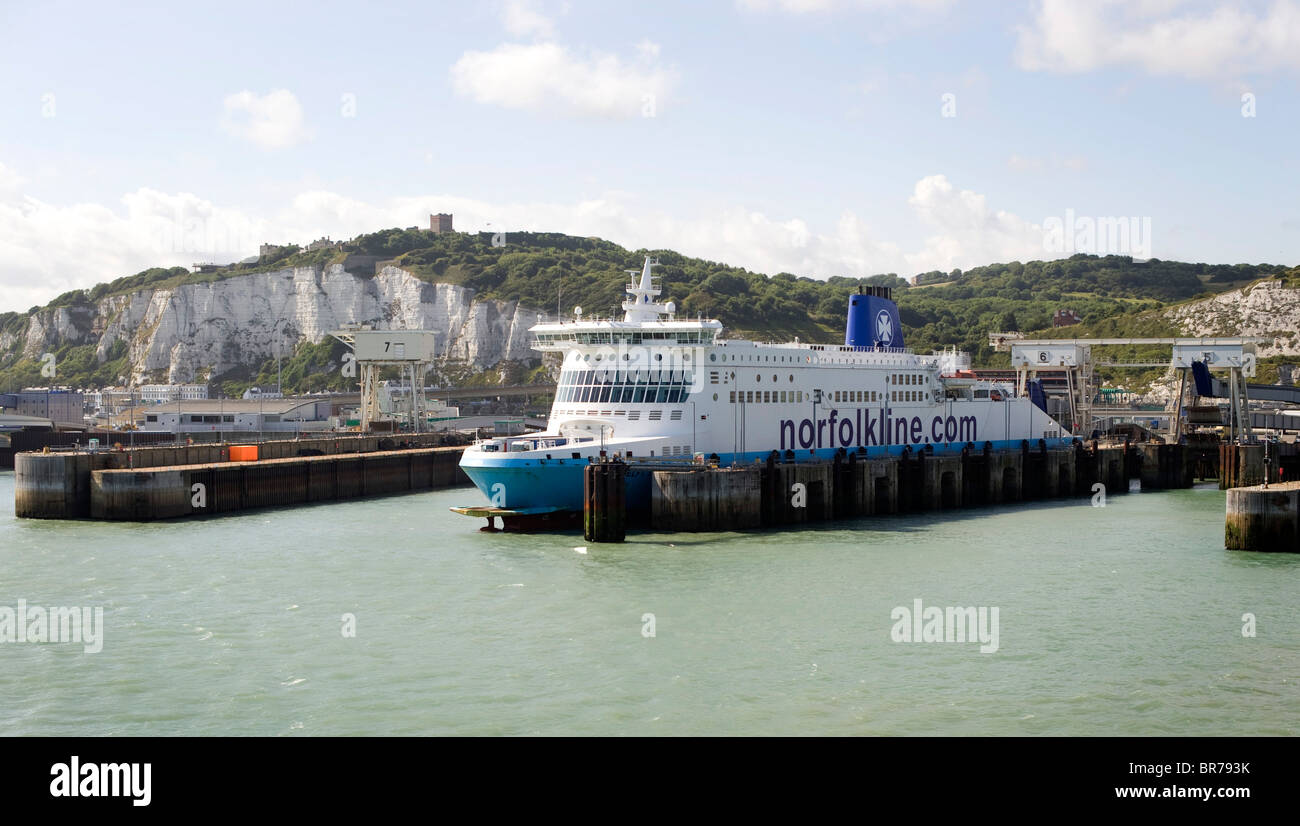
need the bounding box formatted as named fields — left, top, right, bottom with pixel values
left=457, top=258, right=1071, bottom=513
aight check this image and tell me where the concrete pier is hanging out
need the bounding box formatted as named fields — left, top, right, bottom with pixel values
left=651, top=465, right=762, bottom=532
left=15, top=434, right=469, bottom=520
left=1225, top=482, right=1300, bottom=553
left=631, top=442, right=1158, bottom=536
left=13, top=452, right=98, bottom=519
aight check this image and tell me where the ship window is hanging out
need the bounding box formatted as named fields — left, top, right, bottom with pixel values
left=772, top=375, right=777, bottom=383
left=746, top=391, right=754, bottom=403
left=780, top=391, right=786, bottom=403
left=729, top=391, right=735, bottom=403
left=789, top=375, right=793, bottom=382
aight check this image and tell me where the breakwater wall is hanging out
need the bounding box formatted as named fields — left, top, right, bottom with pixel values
left=14, top=434, right=469, bottom=520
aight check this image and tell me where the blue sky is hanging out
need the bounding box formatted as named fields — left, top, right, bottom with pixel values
left=1, top=0, right=1298, bottom=311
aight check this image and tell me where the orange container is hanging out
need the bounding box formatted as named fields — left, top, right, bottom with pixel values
left=229, top=445, right=259, bottom=462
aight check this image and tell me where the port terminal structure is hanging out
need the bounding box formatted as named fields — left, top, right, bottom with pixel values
left=995, top=336, right=1272, bottom=442
left=329, top=326, right=439, bottom=433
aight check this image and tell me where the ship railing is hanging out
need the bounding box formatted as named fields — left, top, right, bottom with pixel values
left=832, top=345, right=914, bottom=354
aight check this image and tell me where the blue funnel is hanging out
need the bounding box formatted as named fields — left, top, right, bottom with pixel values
left=846, top=286, right=903, bottom=349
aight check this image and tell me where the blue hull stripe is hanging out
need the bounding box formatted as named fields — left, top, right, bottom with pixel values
left=459, top=438, right=1077, bottom=512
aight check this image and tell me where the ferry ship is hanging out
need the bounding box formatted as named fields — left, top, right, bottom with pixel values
left=456, top=258, right=1072, bottom=518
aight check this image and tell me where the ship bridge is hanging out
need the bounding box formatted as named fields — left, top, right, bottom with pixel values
left=530, top=256, right=722, bottom=351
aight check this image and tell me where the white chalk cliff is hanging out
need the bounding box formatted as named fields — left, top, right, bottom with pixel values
left=13, top=264, right=550, bottom=384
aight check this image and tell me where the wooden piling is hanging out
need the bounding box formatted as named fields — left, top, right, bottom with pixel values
left=584, top=460, right=627, bottom=542
left=1220, top=444, right=1264, bottom=490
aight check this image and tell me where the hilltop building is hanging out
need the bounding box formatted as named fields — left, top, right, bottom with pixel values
left=429, top=213, right=454, bottom=233
left=1053, top=309, right=1082, bottom=328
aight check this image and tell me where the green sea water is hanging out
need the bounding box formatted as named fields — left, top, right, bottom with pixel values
left=1, top=471, right=1296, bottom=736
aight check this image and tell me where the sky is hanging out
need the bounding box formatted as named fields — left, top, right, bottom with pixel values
left=1, top=0, right=1298, bottom=312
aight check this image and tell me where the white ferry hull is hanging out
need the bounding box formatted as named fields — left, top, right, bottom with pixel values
left=457, top=260, right=1073, bottom=514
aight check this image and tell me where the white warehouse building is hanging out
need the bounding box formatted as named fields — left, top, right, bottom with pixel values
left=138, top=398, right=333, bottom=434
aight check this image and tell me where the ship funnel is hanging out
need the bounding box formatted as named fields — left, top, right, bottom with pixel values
left=845, top=284, right=903, bottom=349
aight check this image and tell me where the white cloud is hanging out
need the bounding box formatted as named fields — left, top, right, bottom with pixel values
left=904, top=175, right=1046, bottom=273
left=1015, top=0, right=1300, bottom=79
left=635, top=38, right=661, bottom=59
left=1008, top=154, right=1045, bottom=172
left=736, top=0, right=951, bottom=11
left=500, top=0, right=556, bottom=39
left=0, top=162, right=25, bottom=198
left=0, top=184, right=282, bottom=311
left=1007, top=153, right=1089, bottom=172
left=0, top=160, right=1057, bottom=312
left=220, top=89, right=311, bottom=149
left=450, top=42, right=675, bottom=118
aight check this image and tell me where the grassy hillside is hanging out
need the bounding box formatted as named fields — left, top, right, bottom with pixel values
left=1, top=227, right=1293, bottom=395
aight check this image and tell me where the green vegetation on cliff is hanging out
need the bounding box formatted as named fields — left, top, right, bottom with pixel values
left=1, top=226, right=1293, bottom=396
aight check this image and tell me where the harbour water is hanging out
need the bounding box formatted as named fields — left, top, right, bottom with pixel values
left=1, top=471, right=1295, bottom=736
